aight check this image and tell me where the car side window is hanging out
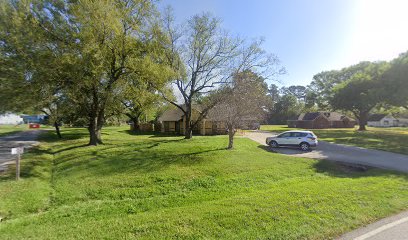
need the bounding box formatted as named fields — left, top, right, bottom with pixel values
left=279, top=133, right=291, bottom=138
left=290, top=132, right=302, bottom=137
left=300, top=133, right=307, bottom=137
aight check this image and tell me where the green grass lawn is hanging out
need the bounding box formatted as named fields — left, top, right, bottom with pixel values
left=0, top=127, right=407, bottom=239
left=0, top=125, right=25, bottom=137
left=261, top=125, right=408, bottom=155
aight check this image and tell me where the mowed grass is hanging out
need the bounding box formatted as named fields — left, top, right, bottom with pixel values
left=0, top=127, right=407, bottom=239
left=261, top=125, right=408, bottom=155
left=0, top=125, right=25, bottom=137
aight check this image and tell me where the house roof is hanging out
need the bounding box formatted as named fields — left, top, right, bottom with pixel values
left=297, top=112, right=355, bottom=121
left=368, top=114, right=387, bottom=121
left=299, top=112, right=322, bottom=121
left=158, top=108, right=184, bottom=122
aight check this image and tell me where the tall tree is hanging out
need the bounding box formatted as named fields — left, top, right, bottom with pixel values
left=161, top=10, right=284, bottom=139
left=0, top=0, right=173, bottom=145
left=330, top=62, right=389, bottom=130
left=381, top=51, right=408, bottom=109
left=280, top=85, right=306, bottom=102
left=210, top=71, right=268, bottom=149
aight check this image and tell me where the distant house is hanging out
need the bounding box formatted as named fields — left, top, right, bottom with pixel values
left=397, top=118, right=408, bottom=127
left=158, top=106, right=226, bottom=135
left=0, top=113, right=24, bottom=125
left=157, top=106, right=261, bottom=135
left=20, top=114, right=48, bottom=124
left=367, top=114, right=399, bottom=127
left=287, top=112, right=356, bottom=129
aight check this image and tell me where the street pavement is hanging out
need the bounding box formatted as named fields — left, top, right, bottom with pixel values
left=0, top=130, right=45, bottom=172
left=337, top=211, right=408, bottom=240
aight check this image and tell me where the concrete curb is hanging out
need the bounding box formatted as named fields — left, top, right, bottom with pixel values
left=337, top=211, right=408, bottom=240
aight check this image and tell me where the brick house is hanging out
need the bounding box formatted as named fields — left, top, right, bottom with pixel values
left=287, top=112, right=356, bottom=129
left=157, top=106, right=227, bottom=135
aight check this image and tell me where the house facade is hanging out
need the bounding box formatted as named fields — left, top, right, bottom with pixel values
left=367, top=114, right=399, bottom=127
left=158, top=107, right=227, bottom=135
left=287, top=112, right=356, bottom=129
left=0, top=113, right=24, bottom=125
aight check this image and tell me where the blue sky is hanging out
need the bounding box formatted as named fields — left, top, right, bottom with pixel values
left=159, top=0, right=408, bottom=87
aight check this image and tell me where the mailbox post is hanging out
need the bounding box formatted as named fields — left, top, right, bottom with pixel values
left=11, top=147, right=24, bottom=180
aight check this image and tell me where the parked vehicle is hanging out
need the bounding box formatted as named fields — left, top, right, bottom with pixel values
left=265, top=130, right=318, bottom=151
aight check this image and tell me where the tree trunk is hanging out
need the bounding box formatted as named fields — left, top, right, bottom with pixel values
left=184, top=105, right=193, bottom=139
left=96, top=110, right=104, bottom=144
left=127, top=114, right=140, bottom=132
left=88, top=116, right=99, bottom=146
left=133, top=117, right=140, bottom=132
left=358, top=111, right=368, bottom=131
left=227, top=124, right=235, bottom=149
left=54, top=121, right=62, bottom=139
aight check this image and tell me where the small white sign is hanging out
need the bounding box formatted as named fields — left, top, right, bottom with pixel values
left=11, top=147, right=24, bottom=155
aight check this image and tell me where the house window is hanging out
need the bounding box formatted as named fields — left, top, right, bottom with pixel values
left=384, top=120, right=389, bottom=125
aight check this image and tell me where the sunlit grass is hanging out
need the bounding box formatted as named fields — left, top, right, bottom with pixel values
left=0, top=127, right=407, bottom=239
left=0, top=125, right=25, bottom=137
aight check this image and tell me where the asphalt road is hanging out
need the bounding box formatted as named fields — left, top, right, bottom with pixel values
left=245, top=130, right=408, bottom=173
left=0, top=130, right=45, bottom=172
left=337, top=211, right=408, bottom=240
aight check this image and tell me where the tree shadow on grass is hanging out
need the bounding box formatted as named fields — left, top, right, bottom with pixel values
left=52, top=144, right=90, bottom=154
left=311, top=160, right=407, bottom=179
left=56, top=145, right=225, bottom=176
left=0, top=147, right=53, bottom=181
left=39, top=128, right=89, bottom=143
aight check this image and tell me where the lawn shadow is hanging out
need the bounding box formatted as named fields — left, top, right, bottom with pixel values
left=256, top=144, right=408, bottom=179
left=257, top=145, right=314, bottom=156
left=312, top=160, right=408, bottom=180
left=58, top=145, right=225, bottom=176
left=52, top=144, right=90, bottom=154
left=39, top=128, right=89, bottom=143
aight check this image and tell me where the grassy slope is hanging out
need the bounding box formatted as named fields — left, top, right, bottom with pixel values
left=0, top=127, right=407, bottom=239
left=261, top=125, right=408, bottom=155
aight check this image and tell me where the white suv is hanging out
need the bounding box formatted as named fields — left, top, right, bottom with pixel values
left=265, top=130, right=318, bottom=151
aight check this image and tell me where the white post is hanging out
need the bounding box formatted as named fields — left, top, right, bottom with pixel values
left=11, top=147, right=23, bottom=181
left=16, top=153, right=20, bottom=181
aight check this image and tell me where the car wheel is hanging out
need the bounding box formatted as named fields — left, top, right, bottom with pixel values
left=300, top=142, right=310, bottom=151
left=269, top=141, right=279, bottom=148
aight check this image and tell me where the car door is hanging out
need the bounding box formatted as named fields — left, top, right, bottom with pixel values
left=276, top=132, right=291, bottom=145
left=287, top=132, right=302, bottom=146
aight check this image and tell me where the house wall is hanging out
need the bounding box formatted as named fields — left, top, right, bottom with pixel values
left=0, top=114, right=23, bottom=125
left=380, top=117, right=398, bottom=127
left=367, top=121, right=381, bottom=127
left=397, top=118, right=408, bottom=127
left=287, top=120, right=297, bottom=128
left=288, top=114, right=355, bottom=129
left=163, top=121, right=176, bottom=133
left=160, top=109, right=230, bottom=135
left=368, top=116, right=398, bottom=127
left=330, top=120, right=356, bottom=128
left=312, top=116, right=330, bottom=129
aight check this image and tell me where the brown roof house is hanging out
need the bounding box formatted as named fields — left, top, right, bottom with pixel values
left=158, top=105, right=262, bottom=135
left=157, top=106, right=227, bottom=135
left=287, top=112, right=356, bottom=129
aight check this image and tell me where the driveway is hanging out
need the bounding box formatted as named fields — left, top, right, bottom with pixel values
left=0, top=130, right=46, bottom=172
left=245, top=131, right=408, bottom=173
